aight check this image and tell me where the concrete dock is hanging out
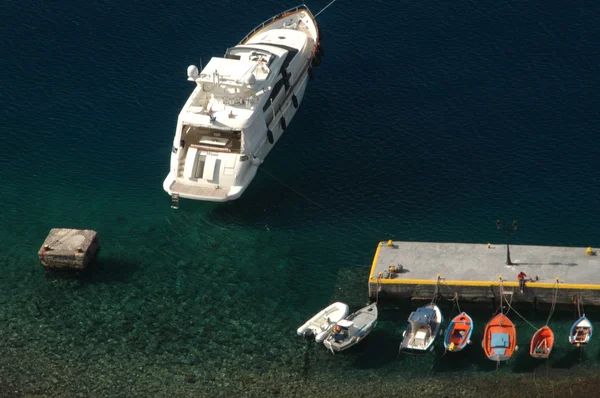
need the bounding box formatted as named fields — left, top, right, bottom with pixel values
left=368, top=241, right=600, bottom=305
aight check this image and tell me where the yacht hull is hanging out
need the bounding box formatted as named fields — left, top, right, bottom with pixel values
left=163, top=6, right=320, bottom=203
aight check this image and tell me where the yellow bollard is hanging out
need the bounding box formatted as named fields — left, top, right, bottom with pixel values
left=487, top=243, right=491, bottom=249
left=387, top=240, right=394, bottom=247
left=586, top=247, right=593, bottom=256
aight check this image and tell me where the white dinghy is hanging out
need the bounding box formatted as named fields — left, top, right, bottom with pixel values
left=323, top=302, right=378, bottom=352
left=297, top=302, right=350, bottom=343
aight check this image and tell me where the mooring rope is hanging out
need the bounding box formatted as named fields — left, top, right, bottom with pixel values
left=545, top=279, right=559, bottom=326
left=499, top=279, right=505, bottom=317
left=258, top=167, right=385, bottom=242
left=576, top=295, right=585, bottom=318
left=43, top=192, right=122, bottom=249
left=431, top=277, right=441, bottom=305
left=497, top=278, right=515, bottom=318
left=375, top=272, right=382, bottom=304
left=314, top=0, right=338, bottom=18
left=504, top=298, right=539, bottom=331
left=438, top=279, right=456, bottom=297
left=453, top=292, right=462, bottom=314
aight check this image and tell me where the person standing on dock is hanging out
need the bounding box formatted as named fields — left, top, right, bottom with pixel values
left=517, top=271, right=527, bottom=294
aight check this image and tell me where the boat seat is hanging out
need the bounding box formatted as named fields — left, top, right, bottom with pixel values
left=494, top=348, right=506, bottom=355
left=491, top=333, right=509, bottom=348
left=310, top=320, right=329, bottom=330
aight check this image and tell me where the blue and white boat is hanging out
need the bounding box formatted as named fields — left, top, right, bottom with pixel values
left=400, top=304, right=443, bottom=353
left=569, top=315, right=592, bottom=347
left=443, top=312, right=473, bottom=352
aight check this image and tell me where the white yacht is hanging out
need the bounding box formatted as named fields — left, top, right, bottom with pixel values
left=163, top=5, right=322, bottom=205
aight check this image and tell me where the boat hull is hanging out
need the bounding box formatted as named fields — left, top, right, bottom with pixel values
left=163, top=5, right=320, bottom=202
left=400, top=304, right=443, bottom=354
left=296, top=302, right=350, bottom=343
left=482, top=313, right=517, bottom=361
left=530, top=326, right=554, bottom=359
left=443, top=312, right=473, bottom=352
left=323, top=303, right=378, bottom=352
left=569, top=316, right=592, bottom=347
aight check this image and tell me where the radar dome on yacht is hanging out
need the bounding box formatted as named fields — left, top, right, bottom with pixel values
left=187, top=65, right=199, bottom=81
left=244, top=73, right=256, bottom=86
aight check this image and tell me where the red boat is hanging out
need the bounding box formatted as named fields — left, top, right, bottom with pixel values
left=482, top=313, right=517, bottom=361
left=530, top=326, right=554, bottom=359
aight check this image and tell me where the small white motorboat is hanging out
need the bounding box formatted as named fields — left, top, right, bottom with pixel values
left=323, top=303, right=378, bottom=352
left=297, top=302, right=349, bottom=342
left=399, top=303, right=443, bottom=354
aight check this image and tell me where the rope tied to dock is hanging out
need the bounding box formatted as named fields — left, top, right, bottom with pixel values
left=375, top=272, right=383, bottom=304
left=545, top=279, right=559, bottom=326
left=257, top=167, right=385, bottom=243
left=431, top=276, right=441, bottom=305
left=498, top=278, right=515, bottom=318
left=576, top=295, right=585, bottom=318
left=498, top=276, right=541, bottom=332
left=453, top=292, right=462, bottom=314
left=504, top=296, right=539, bottom=332
left=499, top=278, right=506, bottom=316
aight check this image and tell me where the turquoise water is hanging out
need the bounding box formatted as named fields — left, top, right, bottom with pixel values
left=2, top=0, right=600, bottom=396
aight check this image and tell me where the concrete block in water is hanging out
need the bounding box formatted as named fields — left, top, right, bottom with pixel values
left=38, top=228, right=100, bottom=270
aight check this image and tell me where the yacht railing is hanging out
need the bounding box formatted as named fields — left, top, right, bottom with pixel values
left=238, top=4, right=311, bottom=45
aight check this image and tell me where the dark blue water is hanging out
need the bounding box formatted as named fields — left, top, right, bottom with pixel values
left=1, top=0, right=600, bottom=396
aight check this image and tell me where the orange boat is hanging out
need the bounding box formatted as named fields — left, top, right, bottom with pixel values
left=530, top=326, right=554, bottom=359
left=482, top=313, right=517, bottom=361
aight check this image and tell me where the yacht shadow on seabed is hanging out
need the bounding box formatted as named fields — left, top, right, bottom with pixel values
left=351, top=330, right=399, bottom=369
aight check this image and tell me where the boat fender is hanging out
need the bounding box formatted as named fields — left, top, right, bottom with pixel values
left=251, top=156, right=261, bottom=166
left=292, top=95, right=298, bottom=109
left=281, top=68, right=290, bottom=90
left=280, top=117, right=286, bottom=130
left=267, top=129, right=274, bottom=144
left=308, top=67, right=314, bottom=80
left=317, top=43, right=325, bottom=57
left=311, top=55, right=321, bottom=67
